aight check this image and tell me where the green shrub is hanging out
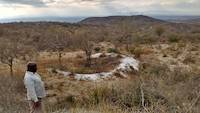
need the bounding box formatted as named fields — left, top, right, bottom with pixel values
left=130, top=47, right=143, bottom=58
left=155, top=26, right=165, bottom=37
left=168, top=34, right=180, bottom=43
left=94, top=47, right=101, bottom=52
left=107, top=48, right=119, bottom=53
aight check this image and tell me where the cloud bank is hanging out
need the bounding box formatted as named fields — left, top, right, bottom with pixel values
left=0, top=0, right=199, bottom=19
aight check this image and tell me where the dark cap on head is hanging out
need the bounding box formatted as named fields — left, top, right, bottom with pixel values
left=27, top=63, right=37, bottom=73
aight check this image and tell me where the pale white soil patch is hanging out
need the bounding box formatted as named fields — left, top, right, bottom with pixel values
left=49, top=53, right=139, bottom=81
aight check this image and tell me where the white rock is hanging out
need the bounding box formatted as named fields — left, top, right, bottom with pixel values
left=75, top=73, right=101, bottom=81
left=91, top=53, right=103, bottom=58
left=91, top=53, right=118, bottom=59
left=55, top=53, right=140, bottom=81
left=56, top=70, right=71, bottom=77
left=105, top=53, right=119, bottom=58
left=116, top=57, right=140, bottom=71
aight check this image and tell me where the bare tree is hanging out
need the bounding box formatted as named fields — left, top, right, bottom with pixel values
left=155, top=26, right=165, bottom=38
left=45, top=26, right=72, bottom=68
left=73, top=28, right=95, bottom=67
left=155, top=26, right=165, bottom=48
left=114, top=20, right=135, bottom=52
left=0, top=38, right=36, bottom=76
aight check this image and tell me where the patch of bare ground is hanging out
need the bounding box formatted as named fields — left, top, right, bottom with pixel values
left=39, top=53, right=121, bottom=74
left=141, top=43, right=200, bottom=72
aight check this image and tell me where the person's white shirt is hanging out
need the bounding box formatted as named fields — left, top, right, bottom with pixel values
left=24, top=71, right=46, bottom=102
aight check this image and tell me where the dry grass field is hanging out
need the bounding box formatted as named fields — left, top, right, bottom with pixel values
left=0, top=41, right=199, bottom=113
left=0, top=15, right=200, bottom=113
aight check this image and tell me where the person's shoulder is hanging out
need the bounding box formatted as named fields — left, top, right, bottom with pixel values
left=36, top=72, right=41, bottom=76
left=24, top=72, right=33, bottom=79
left=35, top=73, right=41, bottom=77
left=25, top=71, right=30, bottom=76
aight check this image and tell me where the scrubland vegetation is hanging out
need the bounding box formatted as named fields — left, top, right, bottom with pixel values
left=0, top=16, right=200, bottom=113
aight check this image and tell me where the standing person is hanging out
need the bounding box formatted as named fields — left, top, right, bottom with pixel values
left=24, top=63, right=46, bottom=113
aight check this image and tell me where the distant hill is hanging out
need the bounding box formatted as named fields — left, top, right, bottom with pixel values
left=79, top=15, right=165, bottom=26
left=154, top=16, right=200, bottom=24
left=183, top=18, right=200, bottom=24
left=0, top=16, right=86, bottom=23
left=0, top=15, right=198, bottom=40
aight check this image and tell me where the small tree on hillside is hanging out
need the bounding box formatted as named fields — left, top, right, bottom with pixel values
left=46, top=26, right=72, bottom=69
left=155, top=26, right=165, bottom=47
left=155, top=26, right=165, bottom=38
left=73, top=28, right=95, bottom=67
left=115, top=20, right=135, bottom=52
left=0, top=38, right=36, bottom=76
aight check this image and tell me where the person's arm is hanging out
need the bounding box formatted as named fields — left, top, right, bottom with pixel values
left=24, top=77, right=38, bottom=102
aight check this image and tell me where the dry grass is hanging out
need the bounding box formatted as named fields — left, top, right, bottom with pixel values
left=0, top=75, right=28, bottom=113
left=43, top=61, right=199, bottom=113
left=65, top=61, right=200, bottom=113
left=0, top=43, right=199, bottom=113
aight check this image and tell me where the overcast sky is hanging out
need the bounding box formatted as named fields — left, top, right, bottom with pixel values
left=0, top=0, right=200, bottom=19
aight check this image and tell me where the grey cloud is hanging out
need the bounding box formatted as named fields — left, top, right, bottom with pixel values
left=0, top=0, right=199, bottom=17
left=156, top=1, right=200, bottom=15
left=176, top=1, right=200, bottom=9
left=0, top=0, right=55, bottom=7
left=80, top=0, right=116, bottom=3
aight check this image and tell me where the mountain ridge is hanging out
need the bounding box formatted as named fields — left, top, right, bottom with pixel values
left=79, top=15, right=166, bottom=25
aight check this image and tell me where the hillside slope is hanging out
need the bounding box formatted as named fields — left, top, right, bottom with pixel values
left=79, top=15, right=165, bottom=25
